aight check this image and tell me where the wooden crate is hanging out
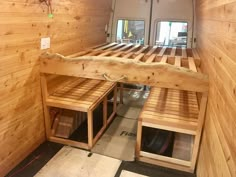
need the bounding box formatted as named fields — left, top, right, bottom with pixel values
left=51, top=109, right=86, bottom=139
left=41, top=76, right=117, bottom=150
left=136, top=87, right=207, bottom=173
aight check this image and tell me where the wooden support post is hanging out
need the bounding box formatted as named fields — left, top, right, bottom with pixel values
left=103, top=97, right=107, bottom=126
left=87, top=110, right=93, bottom=149
left=136, top=120, right=143, bottom=159
left=190, top=92, right=208, bottom=170
left=40, top=74, right=52, bottom=139
left=119, top=83, right=124, bottom=104
left=113, top=85, right=118, bottom=113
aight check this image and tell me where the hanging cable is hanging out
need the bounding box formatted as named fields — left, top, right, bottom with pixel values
left=39, top=0, right=53, bottom=18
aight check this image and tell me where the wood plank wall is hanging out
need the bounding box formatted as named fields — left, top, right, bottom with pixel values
left=196, top=0, right=236, bottom=176
left=0, top=0, right=111, bottom=176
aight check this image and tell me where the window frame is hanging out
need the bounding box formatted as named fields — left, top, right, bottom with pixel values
left=153, top=19, right=190, bottom=47
left=115, top=18, right=146, bottom=44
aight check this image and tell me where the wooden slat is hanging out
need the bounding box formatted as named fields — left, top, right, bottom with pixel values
left=160, top=55, right=168, bottom=63
left=157, top=46, right=167, bottom=57
left=91, top=43, right=109, bottom=49
left=146, top=54, right=156, bottom=63
left=98, top=51, right=113, bottom=57
left=84, top=50, right=103, bottom=56
left=140, top=151, right=191, bottom=167
left=188, top=57, right=197, bottom=72
left=139, top=156, right=193, bottom=173
left=68, top=43, right=110, bottom=57
left=135, top=45, right=149, bottom=55
left=141, top=120, right=197, bottom=135
left=123, top=52, right=134, bottom=59
left=134, top=53, right=145, bottom=62
left=67, top=50, right=93, bottom=58
left=146, top=46, right=158, bottom=56
left=67, top=43, right=111, bottom=58
left=192, top=49, right=201, bottom=67
left=175, top=56, right=181, bottom=67
left=170, top=47, right=177, bottom=57
left=116, top=43, right=133, bottom=52
left=94, top=42, right=118, bottom=51
left=124, top=44, right=141, bottom=54
left=182, top=47, right=187, bottom=59
left=111, top=51, right=124, bottom=57
left=108, top=43, right=126, bottom=51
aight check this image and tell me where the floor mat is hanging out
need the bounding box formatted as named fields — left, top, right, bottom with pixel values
left=120, top=170, right=149, bottom=177
left=35, top=146, right=121, bottom=177
left=116, top=105, right=141, bottom=120
left=92, top=117, right=137, bottom=161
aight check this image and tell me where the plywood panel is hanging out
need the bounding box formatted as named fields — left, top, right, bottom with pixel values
left=196, top=0, right=236, bottom=176
left=0, top=0, right=111, bottom=176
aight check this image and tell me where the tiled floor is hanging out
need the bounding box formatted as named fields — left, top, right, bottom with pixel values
left=35, top=146, right=121, bottom=177
left=7, top=89, right=196, bottom=177
left=7, top=142, right=196, bottom=177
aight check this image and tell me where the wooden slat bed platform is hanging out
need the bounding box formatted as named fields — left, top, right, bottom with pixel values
left=40, top=43, right=208, bottom=92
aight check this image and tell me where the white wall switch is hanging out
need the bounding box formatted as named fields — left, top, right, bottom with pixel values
left=41, top=37, right=50, bottom=49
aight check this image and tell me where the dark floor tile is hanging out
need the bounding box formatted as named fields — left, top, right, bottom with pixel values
left=115, top=161, right=196, bottom=177
left=6, top=142, right=63, bottom=177
left=7, top=141, right=196, bottom=177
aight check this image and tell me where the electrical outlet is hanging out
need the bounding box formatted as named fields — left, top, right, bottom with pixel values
left=41, top=37, right=50, bottom=49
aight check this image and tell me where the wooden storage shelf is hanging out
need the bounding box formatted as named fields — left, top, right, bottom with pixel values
left=140, top=88, right=199, bottom=135
left=46, top=78, right=115, bottom=112
left=136, top=87, right=207, bottom=173
left=41, top=76, right=117, bottom=150
left=139, top=131, right=194, bottom=167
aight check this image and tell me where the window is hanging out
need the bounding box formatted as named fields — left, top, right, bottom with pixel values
left=116, top=20, right=145, bottom=44
left=155, top=21, right=188, bottom=47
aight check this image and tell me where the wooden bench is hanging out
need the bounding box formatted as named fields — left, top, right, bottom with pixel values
left=136, top=87, right=207, bottom=173
left=41, top=75, right=117, bottom=150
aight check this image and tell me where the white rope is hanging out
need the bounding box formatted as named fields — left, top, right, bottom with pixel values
left=103, top=73, right=127, bottom=82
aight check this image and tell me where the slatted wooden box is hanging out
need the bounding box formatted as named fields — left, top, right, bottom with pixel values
left=136, top=87, right=207, bottom=173
left=50, top=108, right=87, bottom=139
left=41, top=75, right=117, bottom=150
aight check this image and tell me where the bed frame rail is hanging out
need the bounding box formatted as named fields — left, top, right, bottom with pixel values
left=40, top=43, right=208, bottom=92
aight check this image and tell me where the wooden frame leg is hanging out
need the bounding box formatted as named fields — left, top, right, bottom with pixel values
left=190, top=92, right=208, bottom=170
left=87, top=110, right=93, bottom=149
left=40, top=74, right=52, bottom=139
left=136, top=120, right=143, bottom=159
left=113, top=85, right=118, bottom=113
left=44, top=106, right=52, bottom=139
left=119, top=83, right=124, bottom=104
left=103, top=97, right=107, bottom=126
